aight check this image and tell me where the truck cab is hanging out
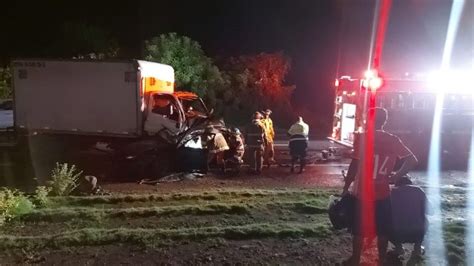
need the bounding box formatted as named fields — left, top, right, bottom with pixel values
left=143, top=91, right=211, bottom=142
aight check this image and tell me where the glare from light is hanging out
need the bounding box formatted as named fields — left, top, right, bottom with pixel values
left=364, top=69, right=378, bottom=79
left=362, top=69, right=383, bottom=91
left=368, top=77, right=383, bottom=91
left=440, top=0, right=465, bottom=70
left=467, top=116, right=474, bottom=263
left=425, top=92, right=446, bottom=265
left=427, top=70, right=474, bottom=94
left=425, top=0, right=465, bottom=264
left=366, top=0, right=381, bottom=70
left=466, top=4, right=474, bottom=258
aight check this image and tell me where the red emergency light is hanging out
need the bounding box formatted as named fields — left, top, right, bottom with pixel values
left=362, top=69, right=384, bottom=91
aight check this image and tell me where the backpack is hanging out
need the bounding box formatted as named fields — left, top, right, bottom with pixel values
left=328, top=194, right=356, bottom=230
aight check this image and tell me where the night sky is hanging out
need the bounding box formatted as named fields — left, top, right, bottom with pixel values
left=2, top=0, right=472, bottom=127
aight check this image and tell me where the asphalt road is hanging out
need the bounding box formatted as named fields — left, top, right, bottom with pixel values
left=274, top=139, right=347, bottom=151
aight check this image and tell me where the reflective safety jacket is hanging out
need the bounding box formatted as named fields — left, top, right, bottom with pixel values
left=261, top=117, right=275, bottom=143
left=288, top=121, right=309, bottom=140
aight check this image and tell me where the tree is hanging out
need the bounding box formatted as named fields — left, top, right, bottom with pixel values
left=241, top=52, right=294, bottom=101
left=0, top=67, right=12, bottom=99
left=144, top=33, right=226, bottom=98
left=220, top=53, right=295, bottom=126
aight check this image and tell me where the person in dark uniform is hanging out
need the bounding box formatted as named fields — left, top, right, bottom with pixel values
left=245, top=112, right=266, bottom=174
left=390, top=175, right=428, bottom=261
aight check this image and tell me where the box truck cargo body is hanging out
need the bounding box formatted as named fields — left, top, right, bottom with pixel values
left=12, top=59, right=174, bottom=137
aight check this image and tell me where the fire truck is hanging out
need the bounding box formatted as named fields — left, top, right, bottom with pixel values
left=330, top=71, right=473, bottom=169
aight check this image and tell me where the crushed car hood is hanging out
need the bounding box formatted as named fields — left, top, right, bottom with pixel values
left=176, top=118, right=227, bottom=149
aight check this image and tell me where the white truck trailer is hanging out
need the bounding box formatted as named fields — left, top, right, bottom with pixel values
left=13, top=59, right=176, bottom=137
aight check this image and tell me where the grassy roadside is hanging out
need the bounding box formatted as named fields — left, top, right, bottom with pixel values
left=0, top=222, right=332, bottom=250
left=19, top=200, right=327, bottom=223
left=0, top=186, right=470, bottom=265
left=0, top=188, right=334, bottom=249
left=46, top=189, right=338, bottom=207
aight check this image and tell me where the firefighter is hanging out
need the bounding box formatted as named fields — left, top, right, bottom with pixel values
left=288, top=116, right=309, bottom=174
left=245, top=112, right=267, bottom=174
left=261, top=109, right=276, bottom=168
left=205, top=125, right=229, bottom=173
left=225, top=127, right=245, bottom=174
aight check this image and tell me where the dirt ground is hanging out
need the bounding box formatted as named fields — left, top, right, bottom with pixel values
left=102, top=164, right=347, bottom=194
left=0, top=164, right=469, bottom=265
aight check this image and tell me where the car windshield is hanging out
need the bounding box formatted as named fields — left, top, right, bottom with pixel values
left=182, top=98, right=208, bottom=116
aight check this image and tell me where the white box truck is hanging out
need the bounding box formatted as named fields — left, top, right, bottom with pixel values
left=3, top=59, right=222, bottom=185
left=13, top=59, right=178, bottom=137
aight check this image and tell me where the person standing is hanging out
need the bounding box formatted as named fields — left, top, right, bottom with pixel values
left=341, top=107, right=418, bottom=265
left=261, top=109, right=276, bottom=168
left=245, top=112, right=267, bottom=174
left=288, top=116, right=309, bottom=174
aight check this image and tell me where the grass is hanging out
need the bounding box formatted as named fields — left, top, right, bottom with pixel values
left=441, top=221, right=467, bottom=264
left=20, top=200, right=328, bottom=223
left=46, top=189, right=336, bottom=207
left=0, top=222, right=332, bottom=250
left=0, top=188, right=332, bottom=249
left=20, top=204, right=249, bottom=223
left=0, top=183, right=470, bottom=265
